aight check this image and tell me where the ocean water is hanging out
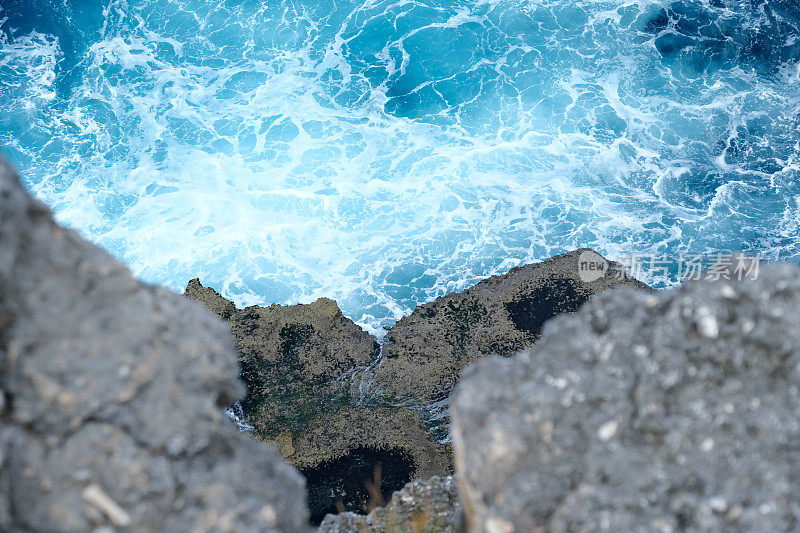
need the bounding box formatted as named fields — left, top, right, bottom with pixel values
left=1, top=0, right=799, bottom=331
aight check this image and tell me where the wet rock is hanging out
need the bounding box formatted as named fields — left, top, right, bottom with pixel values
left=185, top=280, right=379, bottom=438
left=319, top=476, right=463, bottom=533
left=185, top=278, right=237, bottom=319
left=0, top=156, right=308, bottom=532
left=376, top=249, right=651, bottom=404
left=292, top=406, right=452, bottom=524
left=452, top=263, right=800, bottom=532
left=185, top=250, right=648, bottom=524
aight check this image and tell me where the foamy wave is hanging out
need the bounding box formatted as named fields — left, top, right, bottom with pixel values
left=1, top=0, right=798, bottom=329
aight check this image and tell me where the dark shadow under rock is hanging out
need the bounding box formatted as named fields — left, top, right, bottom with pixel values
left=303, top=446, right=415, bottom=525
left=276, top=406, right=452, bottom=525
left=504, top=277, right=587, bottom=337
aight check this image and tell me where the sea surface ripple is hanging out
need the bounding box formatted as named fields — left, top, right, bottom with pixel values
left=1, top=0, right=799, bottom=330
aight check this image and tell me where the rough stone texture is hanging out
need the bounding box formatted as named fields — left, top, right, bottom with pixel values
left=186, top=279, right=378, bottom=438
left=375, top=249, right=651, bottom=404
left=319, top=476, right=463, bottom=533
left=289, top=406, right=451, bottom=472
left=452, top=263, right=800, bottom=532
left=0, top=157, right=309, bottom=532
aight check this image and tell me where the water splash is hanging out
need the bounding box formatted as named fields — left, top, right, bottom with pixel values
left=224, top=400, right=254, bottom=432
left=1, top=0, right=799, bottom=330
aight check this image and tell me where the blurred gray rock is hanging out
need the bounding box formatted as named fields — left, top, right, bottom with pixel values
left=0, top=156, right=309, bottom=532
left=452, top=263, right=800, bottom=532
left=319, top=476, right=463, bottom=533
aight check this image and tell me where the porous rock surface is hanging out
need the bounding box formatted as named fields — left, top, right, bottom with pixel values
left=452, top=263, right=800, bottom=532
left=375, top=249, right=651, bottom=404
left=319, top=476, right=463, bottom=533
left=0, top=157, right=308, bottom=531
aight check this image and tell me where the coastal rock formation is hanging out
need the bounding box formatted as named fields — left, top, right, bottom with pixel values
left=184, top=281, right=452, bottom=523
left=185, top=279, right=378, bottom=438
left=0, top=157, right=308, bottom=531
left=186, top=250, right=650, bottom=524
left=452, top=263, right=800, bottom=532
left=375, top=249, right=651, bottom=404
left=319, top=476, right=463, bottom=533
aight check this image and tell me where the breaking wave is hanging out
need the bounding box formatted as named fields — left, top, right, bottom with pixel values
left=1, top=0, right=799, bottom=329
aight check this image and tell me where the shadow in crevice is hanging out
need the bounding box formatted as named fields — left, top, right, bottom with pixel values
left=302, top=446, right=415, bottom=525
left=504, top=278, right=588, bottom=340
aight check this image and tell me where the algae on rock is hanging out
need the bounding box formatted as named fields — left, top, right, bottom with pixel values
left=186, top=279, right=378, bottom=439
left=374, top=249, right=651, bottom=405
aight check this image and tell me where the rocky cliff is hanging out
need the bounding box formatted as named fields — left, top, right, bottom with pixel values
left=185, top=280, right=454, bottom=524
left=374, top=248, right=651, bottom=407
left=7, top=148, right=799, bottom=533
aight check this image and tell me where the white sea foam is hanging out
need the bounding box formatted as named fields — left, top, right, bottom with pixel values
left=0, top=0, right=798, bottom=329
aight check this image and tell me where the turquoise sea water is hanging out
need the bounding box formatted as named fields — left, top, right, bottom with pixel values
left=1, top=0, right=799, bottom=330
